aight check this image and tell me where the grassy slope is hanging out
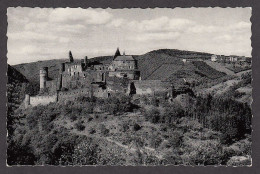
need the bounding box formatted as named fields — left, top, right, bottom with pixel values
left=13, top=59, right=67, bottom=83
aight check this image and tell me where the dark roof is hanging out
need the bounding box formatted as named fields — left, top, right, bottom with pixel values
left=114, top=55, right=135, bottom=61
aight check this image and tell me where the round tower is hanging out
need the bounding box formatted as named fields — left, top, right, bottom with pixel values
left=40, top=67, right=48, bottom=90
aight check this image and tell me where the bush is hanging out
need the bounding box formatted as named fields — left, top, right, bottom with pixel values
left=163, top=105, right=185, bottom=124
left=88, top=127, right=96, bottom=134
left=168, top=131, right=183, bottom=148
left=149, top=136, right=162, bottom=149
left=69, top=114, right=77, bottom=122
left=132, top=123, right=141, bottom=131
left=102, top=95, right=133, bottom=115
left=121, top=123, right=129, bottom=132
left=75, top=121, right=85, bottom=131
left=99, top=124, right=109, bottom=137
left=227, top=156, right=251, bottom=166
left=144, top=107, right=161, bottom=124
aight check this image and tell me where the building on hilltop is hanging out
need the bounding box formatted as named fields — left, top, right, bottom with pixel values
left=24, top=48, right=177, bottom=107
left=54, top=49, right=140, bottom=91
left=108, top=52, right=140, bottom=79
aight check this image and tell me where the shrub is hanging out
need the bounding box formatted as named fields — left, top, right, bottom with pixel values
left=68, top=114, right=77, bottom=122
left=168, top=131, right=183, bottom=148
left=75, top=121, right=85, bottom=131
left=149, top=136, right=162, bottom=149
left=227, top=156, right=251, bottom=166
left=144, top=107, right=161, bottom=124
left=121, top=123, right=129, bottom=132
left=132, top=123, right=141, bottom=131
left=144, top=155, right=160, bottom=165
left=99, top=124, right=109, bottom=137
left=163, top=105, right=185, bottom=124
left=88, top=127, right=96, bottom=134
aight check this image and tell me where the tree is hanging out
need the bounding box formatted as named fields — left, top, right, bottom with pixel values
left=114, top=47, right=121, bottom=58
left=69, top=51, right=74, bottom=62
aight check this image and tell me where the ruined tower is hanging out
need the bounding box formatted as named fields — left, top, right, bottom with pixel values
left=40, top=67, right=48, bottom=90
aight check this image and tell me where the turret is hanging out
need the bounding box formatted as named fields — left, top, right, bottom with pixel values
left=40, top=67, right=48, bottom=90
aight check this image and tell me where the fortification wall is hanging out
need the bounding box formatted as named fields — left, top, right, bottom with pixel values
left=57, top=88, right=92, bottom=102
left=30, top=94, right=57, bottom=106
left=57, top=85, right=109, bottom=102
left=129, top=80, right=173, bottom=95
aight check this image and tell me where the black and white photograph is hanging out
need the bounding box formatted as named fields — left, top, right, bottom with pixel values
left=6, top=7, right=252, bottom=166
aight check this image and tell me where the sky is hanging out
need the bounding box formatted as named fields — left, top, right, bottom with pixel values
left=7, top=7, right=251, bottom=65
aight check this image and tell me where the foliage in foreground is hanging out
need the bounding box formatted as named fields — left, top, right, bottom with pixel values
left=7, top=93, right=252, bottom=166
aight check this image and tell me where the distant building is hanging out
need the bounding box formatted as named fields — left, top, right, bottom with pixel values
left=211, top=55, right=218, bottom=62
left=229, top=55, right=238, bottom=62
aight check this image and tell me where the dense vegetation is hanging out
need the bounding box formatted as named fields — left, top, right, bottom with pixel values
left=7, top=91, right=251, bottom=165
left=7, top=65, right=29, bottom=135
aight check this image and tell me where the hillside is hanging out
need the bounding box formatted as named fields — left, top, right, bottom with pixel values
left=12, top=49, right=221, bottom=86
left=204, top=60, right=235, bottom=76
left=8, top=91, right=252, bottom=165
left=8, top=64, right=29, bottom=84
left=7, top=64, right=29, bottom=105
left=7, top=65, right=29, bottom=135
left=14, top=59, right=67, bottom=83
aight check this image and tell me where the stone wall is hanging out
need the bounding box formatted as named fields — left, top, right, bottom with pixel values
left=61, top=70, right=107, bottom=89
left=109, top=70, right=140, bottom=80
left=57, top=85, right=109, bottom=102
left=30, top=94, right=57, bottom=106
left=129, top=80, right=173, bottom=96
left=57, top=88, right=92, bottom=102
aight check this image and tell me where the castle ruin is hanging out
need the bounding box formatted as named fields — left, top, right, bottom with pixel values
left=25, top=48, right=174, bottom=107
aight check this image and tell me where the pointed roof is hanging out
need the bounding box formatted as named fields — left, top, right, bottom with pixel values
left=113, top=55, right=135, bottom=61
left=114, top=47, right=121, bottom=59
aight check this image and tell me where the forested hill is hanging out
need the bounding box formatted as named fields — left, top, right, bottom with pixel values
left=8, top=64, right=29, bottom=84
left=13, top=49, right=219, bottom=85
left=7, top=65, right=30, bottom=134
left=7, top=64, right=29, bottom=107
